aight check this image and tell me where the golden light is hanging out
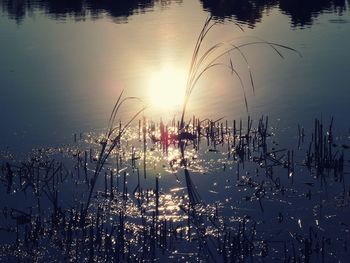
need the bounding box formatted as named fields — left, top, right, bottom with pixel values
left=148, top=66, right=187, bottom=110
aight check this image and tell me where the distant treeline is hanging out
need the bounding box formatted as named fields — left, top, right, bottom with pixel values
left=1, top=0, right=349, bottom=26
left=201, top=0, right=350, bottom=27
left=0, top=0, right=161, bottom=23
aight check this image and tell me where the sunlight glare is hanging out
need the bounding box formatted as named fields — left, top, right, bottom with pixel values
left=148, top=67, right=187, bottom=110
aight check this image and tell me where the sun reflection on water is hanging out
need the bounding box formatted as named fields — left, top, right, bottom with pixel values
left=148, top=66, right=187, bottom=110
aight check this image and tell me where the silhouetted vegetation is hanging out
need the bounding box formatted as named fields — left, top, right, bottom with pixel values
left=0, top=4, right=349, bottom=261
left=1, top=0, right=349, bottom=27
left=0, top=0, right=181, bottom=23
left=201, top=0, right=350, bottom=27
left=1, top=115, right=349, bottom=262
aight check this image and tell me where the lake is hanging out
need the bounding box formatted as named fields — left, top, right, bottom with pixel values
left=1, top=1, right=350, bottom=262
left=1, top=0, right=350, bottom=150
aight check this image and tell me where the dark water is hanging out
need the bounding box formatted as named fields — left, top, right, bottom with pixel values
left=0, top=0, right=350, bottom=149
left=1, top=1, right=350, bottom=262
left=0, top=116, right=349, bottom=262
left=2, top=0, right=350, bottom=27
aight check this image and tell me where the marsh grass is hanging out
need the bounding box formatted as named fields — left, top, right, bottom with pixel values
left=180, top=16, right=301, bottom=131
left=1, top=17, right=349, bottom=263
left=84, top=91, right=146, bottom=213
left=0, top=114, right=349, bottom=262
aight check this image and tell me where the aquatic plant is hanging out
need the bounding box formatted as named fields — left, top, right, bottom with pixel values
left=180, top=15, right=301, bottom=131
left=0, top=114, right=349, bottom=262
left=84, top=91, right=146, bottom=212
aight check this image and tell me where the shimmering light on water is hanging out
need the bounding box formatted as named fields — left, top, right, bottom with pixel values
left=1, top=0, right=350, bottom=151
left=148, top=66, right=187, bottom=110
left=1, top=1, right=350, bottom=262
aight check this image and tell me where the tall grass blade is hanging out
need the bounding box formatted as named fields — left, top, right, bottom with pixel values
left=180, top=18, right=301, bottom=129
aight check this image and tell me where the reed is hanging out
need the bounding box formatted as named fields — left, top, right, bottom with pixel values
left=179, top=15, right=301, bottom=131
left=0, top=114, right=348, bottom=262
left=1, top=17, right=349, bottom=262
left=84, top=91, right=145, bottom=213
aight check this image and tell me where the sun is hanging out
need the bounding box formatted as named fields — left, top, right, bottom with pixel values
left=148, top=66, right=187, bottom=110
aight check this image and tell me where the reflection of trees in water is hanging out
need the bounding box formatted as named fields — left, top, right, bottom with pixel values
left=1, top=0, right=349, bottom=26
left=279, top=0, right=349, bottom=27
left=201, top=0, right=277, bottom=27
left=201, top=0, right=350, bottom=27
left=1, top=0, right=179, bottom=23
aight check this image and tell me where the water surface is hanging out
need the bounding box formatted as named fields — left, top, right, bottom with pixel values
left=0, top=0, right=350, bottom=150
left=1, top=1, right=350, bottom=261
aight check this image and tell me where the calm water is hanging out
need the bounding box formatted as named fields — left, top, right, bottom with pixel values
left=1, top=1, right=350, bottom=261
left=1, top=0, right=350, bottom=150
